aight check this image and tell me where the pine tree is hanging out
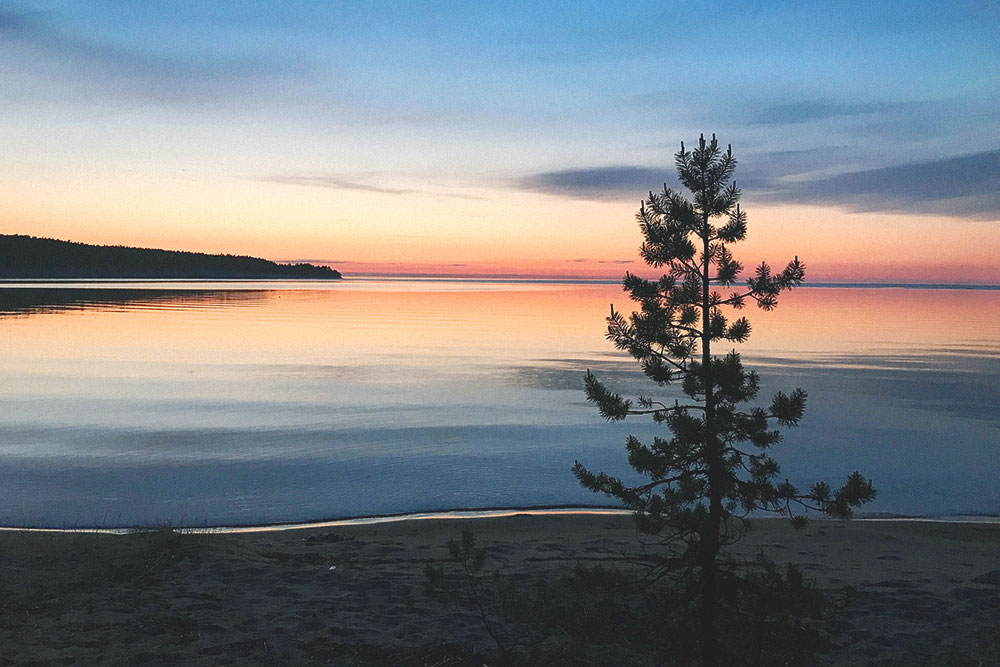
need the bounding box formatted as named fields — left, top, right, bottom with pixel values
left=573, top=134, right=876, bottom=666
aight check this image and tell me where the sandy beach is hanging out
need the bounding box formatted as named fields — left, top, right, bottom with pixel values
left=1, top=514, right=998, bottom=665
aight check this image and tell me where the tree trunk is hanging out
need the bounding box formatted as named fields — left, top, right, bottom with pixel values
left=700, top=212, right=723, bottom=667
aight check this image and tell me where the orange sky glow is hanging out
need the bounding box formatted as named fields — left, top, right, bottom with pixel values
left=5, top=176, right=996, bottom=284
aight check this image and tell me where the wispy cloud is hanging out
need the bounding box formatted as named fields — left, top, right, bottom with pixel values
left=737, top=96, right=985, bottom=144
left=0, top=7, right=298, bottom=104
left=0, top=8, right=32, bottom=33
left=517, top=166, right=674, bottom=200
left=260, top=174, right=486, bottom=200
left=728, top=147, right=853, bottom=190
left=746, top=99, right=916, bottom=126
left=262, top=176, right=411, bottom=196
left=567, top=258, right=634, bottom=264
left=768, top=149, right=1000, bottom=219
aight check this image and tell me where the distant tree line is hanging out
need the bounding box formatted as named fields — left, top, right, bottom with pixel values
left=0, top=235, right=342, bottom=279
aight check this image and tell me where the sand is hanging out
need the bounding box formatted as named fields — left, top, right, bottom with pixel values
left=0, top=514, right=998, bottom=665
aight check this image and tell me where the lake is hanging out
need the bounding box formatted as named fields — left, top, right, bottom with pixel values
left=1, top=278, right=997, bottom=527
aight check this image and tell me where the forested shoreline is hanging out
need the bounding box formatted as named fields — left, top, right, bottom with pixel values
left=0, top=235, right=341, bottom=279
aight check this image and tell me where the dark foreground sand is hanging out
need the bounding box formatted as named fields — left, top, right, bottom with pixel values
left=1, top=515, right=998, bottom=665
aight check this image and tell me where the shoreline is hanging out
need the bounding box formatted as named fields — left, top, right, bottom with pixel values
left=3, top=504, right=999, bottom=535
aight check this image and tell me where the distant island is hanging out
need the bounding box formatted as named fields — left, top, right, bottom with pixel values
left=0, top=235, right=342, bottom=280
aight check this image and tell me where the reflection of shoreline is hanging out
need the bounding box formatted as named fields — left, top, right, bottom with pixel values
left=0, top=288, right=270, bottom=317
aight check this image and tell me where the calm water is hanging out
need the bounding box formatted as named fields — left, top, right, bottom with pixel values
left=1, top=279, right=998, bottom=527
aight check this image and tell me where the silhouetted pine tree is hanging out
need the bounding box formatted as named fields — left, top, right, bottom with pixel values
left=574, top=135, right=875, bottom=666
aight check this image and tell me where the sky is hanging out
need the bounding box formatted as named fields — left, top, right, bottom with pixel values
left=1, top=1, right=998, bottom=282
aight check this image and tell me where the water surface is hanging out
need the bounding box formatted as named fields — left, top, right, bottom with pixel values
left=1, top=279, right=997, bottom=527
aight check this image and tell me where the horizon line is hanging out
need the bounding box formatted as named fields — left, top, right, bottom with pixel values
left=2, top=274, right=998, bottom=290
left=338, top=272, right=1000, bottom=289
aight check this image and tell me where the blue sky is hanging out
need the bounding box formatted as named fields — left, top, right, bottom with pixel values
left=1, top=1, right=998, bottom=278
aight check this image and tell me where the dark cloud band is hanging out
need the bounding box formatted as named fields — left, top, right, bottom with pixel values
left=517, top=150, right=1000, bottom=219
left=767, top=149, right=1000, bottom=218
left=517, top=166, right=675, bottom=200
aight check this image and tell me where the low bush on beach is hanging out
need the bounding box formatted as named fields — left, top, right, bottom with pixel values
left=424, top=528, right=514, bottom=659
left=425, top=529, right=830, bottom=666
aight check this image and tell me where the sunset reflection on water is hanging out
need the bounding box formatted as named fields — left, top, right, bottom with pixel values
left=1, top=279, right=997, bottom=527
